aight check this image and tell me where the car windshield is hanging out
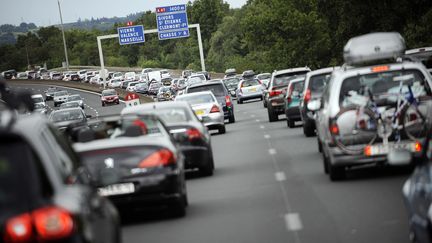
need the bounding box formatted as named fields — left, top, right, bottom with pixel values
left=150, top=83, right=161, bottom=89
left=113, top=73, right=122, bottom=77
left=188, top=84, right=225, bottom=97
left=54, top=91, right=67, bottom=96
left=339, top=69, right=431, bottom=107
left=309, top=73, right=332, bottom=95
left=273, top=72, right=307, bottom=87
left=176, top=93, right=215, bottom=105
left=67, top=95, right=81, bottom=101
left=50, top=110, right=84, bottom=122
left=154, top=108, right=191, bottom=124
left=159, top=87, right=171, bottom=92
left=102, top=90, right=116, bottom=96
left=136, top=83, right=147, bottom=88
left=32, top=97, right=44, bottom=103
left=242, top=79, right=261, bottom=87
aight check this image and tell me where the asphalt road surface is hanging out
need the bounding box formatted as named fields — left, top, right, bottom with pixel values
left=10, top=83, right=412, bottom=243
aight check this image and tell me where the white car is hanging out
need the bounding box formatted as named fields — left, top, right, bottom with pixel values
left=31, top=94, right=45, bottom=106
left=53, top=90, right=69, bottom=107
left=160, top=70, right=171, bottom=79
left=236, top=78, right=265, bottom=104
left=124, top=72, right=136, bottom=81
left=109, top=79, right=122, bottom=88
left=17, top=72, right=28, bottom=79
left=78, top=70, right=87, bottom=80
left=175, top=91, right=226, bottom=134
left=126, top=81, right=140, bottom=92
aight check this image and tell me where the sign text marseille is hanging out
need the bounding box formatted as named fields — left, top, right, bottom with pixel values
left=117, top=25, right=145, bottom=45
left=156, top=4, right=189, bottom=40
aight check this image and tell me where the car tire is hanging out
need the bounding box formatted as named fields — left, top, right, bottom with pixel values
left=229, top=113, right=235, bottom=123
left=322, top=153, right=329, bottom=174
left=317, top=137, right=323, bottom=153
left=263, top=99, right=267, bottom=108
left=267, top=105, right=278, bottom=122
left=329, top=164, right=345, bottom=181
left=260, top=96, right=263, bottom=101
left=239, top=99, right=243, bottom=104
left=102, top=102, right=105, bottom=107
left=218, top=125, right=226, bottom=134
left=172, top=194, right=187, bottom=218
left=303, top=119, right=315, bottom=137
left=201, top=151, right=214, bottom=176
left=287, top=117, right=295, bottom=128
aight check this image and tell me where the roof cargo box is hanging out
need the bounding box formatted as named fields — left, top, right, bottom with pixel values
left=343, top=32, right=406, bottom=65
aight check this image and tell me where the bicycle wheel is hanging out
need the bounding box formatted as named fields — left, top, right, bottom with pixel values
left=331, top=106, right=378, bottom=155
left=402, top=100, right=430, bottom=141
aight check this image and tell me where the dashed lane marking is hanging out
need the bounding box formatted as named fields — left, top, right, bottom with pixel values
left=275, top=171, right=286, bottom=181
left=256, top=119, right=260, bottom=122
left=264, top=134, right=271, bottom=139
left=285, top=213, right=303, bottom=231
left=259, top=125, right=265, bottom=129
left=269, top=148, right=277, bottom=155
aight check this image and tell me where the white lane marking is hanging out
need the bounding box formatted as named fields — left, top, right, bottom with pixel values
left=256, top=119, right=260, bottom=122
left=251, top=114, right=255, bottom=118
left=264, top=134, right=271, bottom=139
left=259, top=125, right=265, bottom=129
left=275, top=171, right=286, bottom=181
left=269, top=148, right=277, bottom=155
left=285, top=213, right=303, bottom=231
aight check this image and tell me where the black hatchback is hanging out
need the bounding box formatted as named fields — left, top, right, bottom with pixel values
left=185, top=80, right=235, bottom=123
left=0, top=109, right=120, bottom=243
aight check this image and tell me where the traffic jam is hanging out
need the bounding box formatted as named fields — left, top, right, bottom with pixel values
left=2, top=4, right=432, bottom=243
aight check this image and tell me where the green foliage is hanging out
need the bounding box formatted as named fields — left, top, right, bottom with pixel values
left=0, top=1, right=431, bottom=73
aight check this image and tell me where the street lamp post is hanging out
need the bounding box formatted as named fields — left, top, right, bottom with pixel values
left=57, top=0, right=69, bottom=70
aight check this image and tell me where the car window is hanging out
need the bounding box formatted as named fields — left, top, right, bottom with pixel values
left=339, top=69, right=431, bottom=107
left=309, top=73, right=332, bottom=95
left=188, top=84, right=226, bottom=97
left=154, top=108, right=191, bottom=124
left=292, top=81, right=304, bottom=93
left=242, top=79, right=261, bottom=87
left=0, top=138, right=52, bottom=212
left=273, top=72, right=307, bottom=87
left=176, top=93, right=216, bottom=105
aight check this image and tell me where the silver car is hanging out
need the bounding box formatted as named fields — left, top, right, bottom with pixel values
left=236, top=78, right=265, bottom=104
left=175, top=91, right=226, bottom=134
left=312, top=32, right=432, bottom=181
left=66, top=94, right=84, bottom=109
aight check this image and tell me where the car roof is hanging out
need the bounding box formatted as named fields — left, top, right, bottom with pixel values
left=273, top=67, right=311, bottom=76
left=177, top=90, right=214, bottom=98
left=306, top=66, right=340, bottom=78
left=188, top=79, right=223, bottom=88
left=51, top=107, right=83, bottom=113
left=31, top=94, right=43, bottom=98
left=289, top=77, right=306, bottom=83
left=122, top=101, right=190, bottom=116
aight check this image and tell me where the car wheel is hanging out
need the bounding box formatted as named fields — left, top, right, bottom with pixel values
left=116, top=101, right=120, bottom=105
left=322, top=153, right=329, bottom=174
left=218, top=125, right=226, bottom=134
left=201, top=151, right=214, bottom=176
left=287, top=117, right=295, bottom=128
left=263, top=99, right=267, bottom=108
left=102, top=102, right=105, bottom=107
left=172, top=194, right=187, bottom=218
left=237, top=99, right=240, bottom=104
left=267, top=105, right=278, bottom=122
left=260, top=96, right=263, bottom=101
left=303, top=119, right=315, bottom=137
left=329, top=164, right=345, bottom=181
left=239, top=99, right=243, bottom=104
left=229, top=113, right=235, bottom=123
left=317, top=137, right=323, bottom=153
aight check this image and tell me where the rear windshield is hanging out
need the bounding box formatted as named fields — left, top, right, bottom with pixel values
left=54, top=91, right=68, bottom=96
left=67, top=95, right=81, bottom=101
left=242, top=79, right=261, bottom=87
left=50, top=110, right=84, bottom=122
left=0, top=139, right=51, bottom=213
left=154, top=108, right=192, bottom=124
left=32, top=97, right=44, bottom=103
left=273, top=72, right=308, bottom=87
left=339, top=69, right=431, bottom=107
left=60, top=102, right=79, bottom=108
left=188, top=84, right=226, bottom=97
left=176, top=93, right=215, bottom=105
left=309, top=73, right=332, bottom=95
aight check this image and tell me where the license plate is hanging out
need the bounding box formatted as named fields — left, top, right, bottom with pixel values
left=249, top=88, right=257, bottom=92
left=367, top=142, right=417, bottom=156
left=98, top=183, right=135, bottom=196
left=195, top=109, right=205, bottom=115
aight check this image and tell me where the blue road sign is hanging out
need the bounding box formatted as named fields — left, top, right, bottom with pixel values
left=117, top=25, right=145, bottom=45
left=156, top=4, right=189, bottom=40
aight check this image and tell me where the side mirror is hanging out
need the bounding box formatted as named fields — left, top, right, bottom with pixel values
left=307, top=99, right=322, bottom=111
left=387, top=149, right=412, bottom=165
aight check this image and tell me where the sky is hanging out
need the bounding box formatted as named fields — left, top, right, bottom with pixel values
left=0, top=0, right=247, bottom=26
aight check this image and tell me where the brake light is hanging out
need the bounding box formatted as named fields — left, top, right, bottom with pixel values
left=364, top=145, right=372, bottom=156
left=371, top=65, right=389, bottom=73
left=329, top=123, right=339, bottom=135
left=415, top=141, right=422, bottom=152
left=186, top=128, right=202, bottom=141
left=210, top=105, right=220, bottom=113
left=33, top=207, right=74, bottom=241
left=269, top=89, right=282, bottom=97
left=138, top=149, right=175, bottom=168
left=304, top=89, right=311, bottom=103
left=4, top=213, right=33, bottom=243
left=225, top=95, right=232, bottom=107
left=4, top=207, right=74, bottom=243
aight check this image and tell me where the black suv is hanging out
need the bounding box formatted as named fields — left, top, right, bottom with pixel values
left=185, top=80, right=235, bottom=123
left=0, top=87, right=121, bottom=243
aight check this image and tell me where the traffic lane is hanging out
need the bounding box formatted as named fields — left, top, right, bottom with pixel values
left=8, top=83, right=124, bottom=117
left=123, top=103, right=296, bottom=243
left=243, top=101, right=410, bottom=243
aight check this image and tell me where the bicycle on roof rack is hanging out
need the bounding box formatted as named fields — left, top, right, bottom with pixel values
left=330, top=73, right=431, bottom=155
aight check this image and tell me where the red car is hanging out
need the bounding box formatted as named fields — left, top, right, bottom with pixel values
left=101, top=89, right=120, bottom=106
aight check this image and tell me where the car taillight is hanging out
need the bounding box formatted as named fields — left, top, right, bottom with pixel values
left=225, top=95, right=232, bottom=107
left=186, top=128, right=202, bottom=141
left=4, top=207, right=74, bottom=243
left=286, top=96, right=292, bottom=104
left=304, top=89, right=311, bottom=103
left=33, top=207, right=74, bottom=241
left=138, top=149, right=176, bottom=168
left=210, top=105, right=220, bottom=113
left=329, top=123, right=339, bottom=135
left=4, top=213, right=33, bottom=243
left=269, top=89, right=282, bottom=97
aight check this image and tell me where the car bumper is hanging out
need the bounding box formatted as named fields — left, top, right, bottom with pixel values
left=180, top=145, right=211, bottom=169
left=285, top=106, right=301, bottom=120
left=107, top=172, right=183, bottom=208
left=103, top=99, right=119, bottom=103
left=238, top=92, right=262, bottom=101
left=201, top=113, right=224, bottom=129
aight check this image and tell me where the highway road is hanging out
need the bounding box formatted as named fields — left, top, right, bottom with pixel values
left=10, top=83, right=412, bottom=243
